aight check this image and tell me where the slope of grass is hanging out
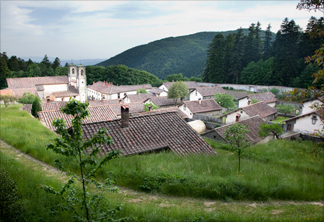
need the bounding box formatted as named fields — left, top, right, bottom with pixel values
left=1, top=105, right=323, bottom=202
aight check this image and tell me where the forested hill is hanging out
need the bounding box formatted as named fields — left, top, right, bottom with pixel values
left=96, top=30, right=275, bottom=80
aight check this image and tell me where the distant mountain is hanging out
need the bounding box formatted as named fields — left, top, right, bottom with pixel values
left=96, top=30, right=276, bottom=80
left=21, top=57, right=105, bottom=66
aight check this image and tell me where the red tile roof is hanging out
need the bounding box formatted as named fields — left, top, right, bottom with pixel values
left=126, top=92, right=155, bottom=103
left=249, top=92, right=277, bottom=103
left=214, top=115, right=265, bottom=144
left=135, top=107, right=189, bottom=119
left=195, top=86, right=226, bottom=97
left=147, top=96, right=176, bottom=107
left=38, top=105, right=117, bottom=131
left=183, top=99, right=223, bottom=113
left=11, top=88, right=39, bottom=98
left=88, top=81, right=153, bottom=95
left=242, top=101, right=277, bottom=118
left=81, top=112, right=216, bottom=156
left=109, top=102, right=145, bottom=115
left=7, top=76, right=68, bottom=89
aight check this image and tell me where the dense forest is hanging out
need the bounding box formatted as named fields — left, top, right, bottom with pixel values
left=96, top=30, right=276, bottom=80
left=0, top=54, right=166, bottom=89
left=203, top=17, right=324, bottom=88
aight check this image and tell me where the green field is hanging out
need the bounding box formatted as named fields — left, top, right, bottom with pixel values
left=1, top=104, right=323, bottom=221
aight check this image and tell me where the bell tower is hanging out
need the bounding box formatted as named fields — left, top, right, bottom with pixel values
left=76, top=64, right=87, bottom=103
left=68, top=63, right=77, bottom=87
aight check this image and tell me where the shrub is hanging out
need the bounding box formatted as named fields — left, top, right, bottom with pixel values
left=18, top=92, right=41, bottom=104
left=270, top=87, right=280, bottom=96
left=31, top=98, right=42, bottom=117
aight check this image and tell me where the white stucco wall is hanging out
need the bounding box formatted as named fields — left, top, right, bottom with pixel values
left=159, top=85, right=169, bottom=92
left=267, top=102, right=276, bottom=108
left=302, top=100, right=322, bottom=114
left=43, top=84, right=68, bottom=98
left=88, top=89, right=102, bottom=100
left=225, top=110, right=250, bottom=124
left=238, top=98, right=248, bottom=108
left=189, top=90, right=203, bottom=101
left=159, top=91, right=168, bottom=97
left=179, top=104, right=193, bottom=118
left=290, top=114, right=323, bottom=135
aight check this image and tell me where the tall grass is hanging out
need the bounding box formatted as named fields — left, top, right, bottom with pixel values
left=1, top=105, right=324, bottom=202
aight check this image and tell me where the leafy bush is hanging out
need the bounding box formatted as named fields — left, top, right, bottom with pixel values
left=137, top=88, right=148, bottom=94
left=18, top=92, right=41, bottom=104
left=144, top=102, right=159, bottom=111
left=214, top=93, right=236, bottom=110
left=270, top=87, right=280, bottom=96
left=0, top=95, right=17, bottom=108
left=31, top=97, right=42, bottom=117
left=0, top=168, right=23, bottom=221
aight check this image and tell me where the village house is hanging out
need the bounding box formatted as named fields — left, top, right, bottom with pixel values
left=178, top=99, right=224, bottom=119
left=149, top=87, right=168, bottom=97
left=220, top=101, right=277, bottom=125
left=87, top=81, right=152, bottom=100
left=3, top=64, right=88, bottom=103
left=248, top=92, right=277, bottom=108
left=300, top=96, right=324, bottom=114
left=158, top=81, right=200, bottom=92
left=189, top=86, right=226, bottom=100
left=203, top=115, right=273, bottom=145
left=144, top=96, right=176, bottom=109
left=80, top=106, right=217, bottom=156
left=223, top=91, right=250, bottom=108
left=284, top=110, right=323, bottom=135
left=20, top=101, right=68, bottom=114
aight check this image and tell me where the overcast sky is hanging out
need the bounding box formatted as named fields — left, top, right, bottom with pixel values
left=1, top=1, right=323, bottom=61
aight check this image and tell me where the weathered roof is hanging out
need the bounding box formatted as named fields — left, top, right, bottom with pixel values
left=224, top=90, right=249, bottom=100
left=161, top=81, right=200, bottom=90
left=21, top=101, right=69, bottom=114
left=183, top=99, right=223, bottom=113
left=109, top=102, right=145, bottom=115
left=38, top=105, right=118, bottom=131
left=195, top=86, right=226, bottom=97
left=220, top=101, right=277, bottom=118
left=147, top=96, right=176, bottom=107
left=7, top=76, right=68, bottom=89
left=0, top=89, right=14, bottom=96
left=242, top=101, right=277, bottom=118
left=302, top=96, right=324, bottom=103
left=214, top=115, right=265, bottom=144
left=149, top=87, right=166, bottom=95
left=283, top=110, right=323, bottom=123
left=249, top=92, right=277, bottom=103
left=81, top=112, right=216, bottom=156
left=11, top=88, right=39, bottom=98
left=88, top=81, right=153, bottom=95
left=135, top=107, right=189, bottom=119
left=126, top=92, right=155, bottom=103
left=35, top=84, right=44, bottom=91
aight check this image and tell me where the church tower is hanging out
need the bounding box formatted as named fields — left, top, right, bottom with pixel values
left=68, top=63, right=77, bottom=87
left=76, top=64, right=87, bottom=103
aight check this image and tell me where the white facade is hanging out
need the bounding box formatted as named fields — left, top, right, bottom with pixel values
left=189, top=90, right=203, bottom=101
left=238, top=97, right=248, bottom=108
left=267, top=102, right=276, bottom=108
left=178, top=104, right=193, bottom=118
left=224, top=110, right=250, bottom=124
left=287, top=113, right=323, bottom=135
left=43, top=84, right=68, bottom=98
left=158, top=91, right=168, bottom=97
left=302, top=100, right=322, bottom=114
left=159, top=85, right=169, bottom=92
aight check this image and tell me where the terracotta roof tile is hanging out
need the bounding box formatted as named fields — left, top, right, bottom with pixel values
left=195, top=86, right=226, bottom=97
left=126, top=92, right=155, bottom=103
left=183, top=99, right=223, bottom=113
left=81, top=112, right=216, bottom=156
left=149, top=87, right=166, bottom=95
left=38, top=105, right=117, bottom=131
left=148, top=97, right=176, bottom=107
left=249, top=92, right=277, bottom=103
left=11, top=88, right=39, bottom=98
left=88, top=81, right=152, bottom=95
left=214, top=116, right=265, bottom=144
left=242, top=101, right=277, bottom=118
left=7, top=76, right=68, bottom=89
left=136, top=107, right=189, bottom=119
left=225, top=91, right=249, bottom=100
left=109, top=102, right=145, bottom=115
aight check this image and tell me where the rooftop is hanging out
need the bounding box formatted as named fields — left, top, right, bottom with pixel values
left=183, top=99, right=223, bottom=113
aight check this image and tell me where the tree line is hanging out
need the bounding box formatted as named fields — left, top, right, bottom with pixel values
left=202, top=17, right=324, bottom=88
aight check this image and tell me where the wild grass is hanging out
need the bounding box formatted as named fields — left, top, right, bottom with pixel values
left=1, top=105, right=324, bottom=202
left=272, top=116, right=290, bottom=124
left=1, top=144, right=323, bottom=222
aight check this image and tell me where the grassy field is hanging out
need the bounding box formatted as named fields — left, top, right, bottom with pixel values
left=1, top=104, right=323, bottom=221
left=271, top=116, right=290, bottom=124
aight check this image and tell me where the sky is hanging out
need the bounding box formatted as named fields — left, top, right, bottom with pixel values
left=1, top=1, right=323, bottom=62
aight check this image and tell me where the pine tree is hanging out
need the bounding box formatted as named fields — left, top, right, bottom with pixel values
left=41, top=54, right=51, bottom=68
left=52, top=57, right=60, bottom=70
left=230, top=28, right=245, bottom=84
left=262, top=24, right=273, bottom=60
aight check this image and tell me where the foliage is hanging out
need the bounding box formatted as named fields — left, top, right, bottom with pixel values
left=18, top=92, right=41, bottom=104
left=144, top=102, right=159, bottom=112
left=41, top=100, right=132, bottom=222
left=0, top=167, right=23, bottom=221
left=224, top=124, right=252, bottom=172
left=137, top=88, right=148, bottom=94
left=164, top=73, right=188, bottom=82
left=297, top=0, right=324, bottom=12
left=31, top=97, right=42, bottom=117
left=251, top=98, right=258, bottom=104
left=167, top=81, right=189, bottom=106
left=214, top=93, right=236, bottom=110
left=258, top=122, right=284, bottom=139
left=276, top=104, right=295, bottom=115
left=270, top=87, right=280, bottom=96
left=0, top=94, right=17, bottom=108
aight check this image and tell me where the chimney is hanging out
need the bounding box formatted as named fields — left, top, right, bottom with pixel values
left=148, top=105, right=152, bottom=111
left=203, top=85, right=205, bottom=88
left=198, top=98, right=202, bottom=104
left=121, top=105, right=129, bottom=128
left=248, top=98, right=251, bottom=105
left=119, top=100, right=122, bottom=104
left=93, top=82, right=95, bottom=85
left=137, top=89, right=140, bottom=95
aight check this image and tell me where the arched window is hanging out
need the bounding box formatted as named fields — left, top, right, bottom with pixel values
left=72, top=68, right=75, bottom=74
left=81, top=70, right=84, bottom=76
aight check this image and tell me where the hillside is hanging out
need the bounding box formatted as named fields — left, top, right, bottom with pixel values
left=96, top=30, right=275, bottom=80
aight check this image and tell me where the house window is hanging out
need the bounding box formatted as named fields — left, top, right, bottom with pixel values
left=195, top=91, right=197, bottom=96
left=184, top=104, right=186, bottom=111
left=118, top=93, right=120, bottom=99
left=81, top=70, right=84, bottom=76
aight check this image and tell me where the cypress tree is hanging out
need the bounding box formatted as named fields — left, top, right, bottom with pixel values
left=31, top=98, right=42, bottom=118
left=262, top=24, right=273, bottom=60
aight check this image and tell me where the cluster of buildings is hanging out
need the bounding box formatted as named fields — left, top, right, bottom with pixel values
left=2, top=64, right=322, bottom=156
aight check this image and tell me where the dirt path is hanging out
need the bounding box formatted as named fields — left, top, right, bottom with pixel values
left=1, top=139, right=323, bottom=212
